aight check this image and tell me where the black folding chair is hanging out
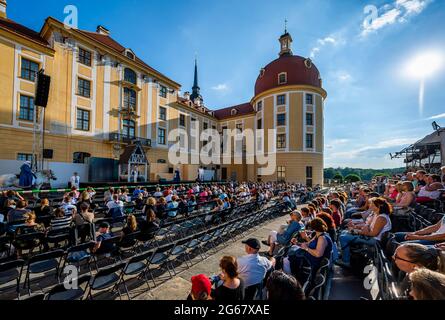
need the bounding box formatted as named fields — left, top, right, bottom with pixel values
left=145, top=243, right=175, bottom=286
left=87, top=262, right=125, bottom=300
left=61, top=241, right=95, bottom=274
left=0, top=259, right=25, bottom=299
left=24, top=249, right=65, bottom=294
left=46, top=274, right=91, bottom=300
left=120, top=250, right=154, bottom=300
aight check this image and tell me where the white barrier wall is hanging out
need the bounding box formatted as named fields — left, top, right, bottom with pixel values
left=0, top=160, right=89, bottom=188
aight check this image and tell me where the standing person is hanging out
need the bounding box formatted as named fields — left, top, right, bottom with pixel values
left=19, top=161, right=36, bottom=188
left=199, top=167, right=205, bottom=182
left=174, top=167, right=181, bottom=183
left=69, top=172, right=80, bottom=189
left=130, top=167, right=138, bottom=183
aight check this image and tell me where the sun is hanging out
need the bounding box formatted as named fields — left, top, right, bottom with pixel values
left=404, top=51, right=444, bottom=79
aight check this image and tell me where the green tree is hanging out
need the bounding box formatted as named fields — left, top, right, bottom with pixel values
left=333, top=173, right=343, bottom=183
left=345, top=174, right=362, bottom=183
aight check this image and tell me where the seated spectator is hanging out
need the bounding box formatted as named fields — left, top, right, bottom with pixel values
left=317, top=212, right=338, bottom=243
left=266, top=270, right=305, bottom=301
left=134, top=193, right=145, bottom=210
left=211, top=256, right=245, bottom=301
left=153, top=187, right=163, bottom=198
left=394, top=214, right=445, bottom=245
left=237, top=238, right=275, bottom=300
left=50, top=208, right=73, bottom=231
left=409, top=268, right=445, bottom=300
left=414, top=170, right=427, bottom=193
left=416, top=174, right=443, bottom=203
left=167, top=195, right=179, bottom=218
left=77, top=191, right=95, bottom=211
left=34, top=198, right=51, bottom=217
left=187, top=274, right=212, bottom=301
left=329, top=199, right=343, bottom=228
left=393, top=243, right=445, bottom=296
left=187, top=195, right=197, bottom=214
left=263, top=211, right=304, bottom=256
left=156, top=197, right=167, bottom=219
left=107, top=194, right=124, bottom=219
left=7, top=200, right=30, bottom=223
left=300, top=207, right=313, bottom=226
left=61, top=196, right=76, bottom=215
left=122, top=214, right=138, bottom=237
left=73, top=203, right=94, bottom=242
left=104, top=187, right=115, bottom=203
left=139, top=206, right=159, bottom=235
left=86, top=187, right=96, bottom=199
left=287, top=218, right=333, bottom=274
left=132, top=186, right=144, bottom=200
left=337, top=197, right=392, bottom=268
left=22, top=212, right=45, bottom=232
left=394, top=181, right=416, bottom=209
left=93, top=222, right=114, bottom=254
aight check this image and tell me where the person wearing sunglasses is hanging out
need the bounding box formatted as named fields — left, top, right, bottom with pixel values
left=392, top=243, right=445, bottom=297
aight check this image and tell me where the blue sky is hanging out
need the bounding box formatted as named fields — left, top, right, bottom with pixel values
left=9, top=0, right=445, bottom=169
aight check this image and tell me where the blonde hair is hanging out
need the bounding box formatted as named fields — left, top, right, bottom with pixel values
left=24, top=211, right=36, bottom=224
left=147, top=197, right=156, bottom=206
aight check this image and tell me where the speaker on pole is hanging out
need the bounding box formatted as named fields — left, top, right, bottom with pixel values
left=35, top=70, right=51, bottom=108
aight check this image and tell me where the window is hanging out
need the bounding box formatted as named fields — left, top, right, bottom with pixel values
left=157, top=159, right=167, bottom=164
left=76, top=109, right=90, bottom=131
left=277, top=94, right=286, bottom=106
left=236, top=123, right=243, bottom=132
left=126, top=51, right=135, bottom=60
left=257, top=101, right=263, bottom=112
left=231, top=109, right=237, bottom=116
left=124, top=68, right=137, bottom=84
left=277, top=166, right=286, bottom=182
left=277, top=113, right=286, bottom=126
left=78, top=48, right=92, bottom=66
left=78, top=78, right=91, bottom=98
left=277, top=134, right=286, bottom=149
left=19, top=95, right=34, bottom=121
left=257, top=118, right=262, bottom=130
left=158, top=128, right=166, bottom=145
left=212, top=125, right=216, bottom=130
left=306, top=166, right=313, bottom=187
left=306, top=93, right=314, bottom=105
left=159, top=85, right=167, bottom=98
left=123, top=88, right=136, bottom=110
left=179, top=114, right=186, bottom=127
left=159, top=107, right=167, bottom=121
left=191, top=118, right=197, bottom=122
left=21, top=58, right=39, bottom=81
left=306, top=133, right=314, bottom=149
left=123, top=119, right=135, bottom=139
left=306, top=166, right=313, bottom=178
left=278, top=72, right=287, bottom=84
left=17, top=153, right=33, bottom=162
left=73, top=152, right=91, bottom=164
left=306, top=113, right=314, bottom=126
left=203, top=122, right=208, bottom=130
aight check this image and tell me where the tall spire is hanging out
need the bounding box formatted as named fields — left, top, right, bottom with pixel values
left=284, top=18, right=288, bottom=34
left=190, top=57, right=202, bottom=103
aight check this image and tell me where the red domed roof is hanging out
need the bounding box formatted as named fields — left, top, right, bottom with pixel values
left=255, top=55, right=322, bottom=96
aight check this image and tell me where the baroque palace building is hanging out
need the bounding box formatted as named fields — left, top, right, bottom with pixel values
left=0, top=1, right=327, bottom=186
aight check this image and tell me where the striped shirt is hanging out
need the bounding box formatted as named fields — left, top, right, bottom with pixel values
left=50, top=216, right=72, bottom=231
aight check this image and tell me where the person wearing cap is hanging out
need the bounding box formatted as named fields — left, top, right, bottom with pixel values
left=93, top=221, right=114, bottom=253
left=237, top=238, right=275, bottom=300
left=262, top=211, right=305, bottom=256
left=187, top=274, right=212, bottom=300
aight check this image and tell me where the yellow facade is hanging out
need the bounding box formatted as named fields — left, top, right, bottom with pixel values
left=0, top=9, right=326, bottom=186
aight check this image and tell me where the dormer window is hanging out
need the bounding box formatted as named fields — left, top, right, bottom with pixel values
left=278, top=72, right=287, bottom=85
left=125, top=49, right=135, bottom=60
left=231, top=109, right=237, bottom=116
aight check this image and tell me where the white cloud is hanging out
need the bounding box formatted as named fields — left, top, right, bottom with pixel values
left=429, top=113, right=445, bottom=120
left=211, top=83, right=229, bottom=91
left=327, top=137, right=416, bottom=159
left=310, top=35, right=345, bottom=59
left=361, top=0, right=432, bottom=37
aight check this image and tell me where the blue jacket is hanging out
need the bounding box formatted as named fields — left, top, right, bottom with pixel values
left=19, top=164, right=35, bottom=187
left=277, top=221, right=304, bottom=245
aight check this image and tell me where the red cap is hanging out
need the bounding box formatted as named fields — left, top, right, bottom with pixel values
left=191, top=274, right=212, bottom=299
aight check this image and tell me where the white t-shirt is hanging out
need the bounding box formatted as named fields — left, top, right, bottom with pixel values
left=70, top=175, right=80, bottom=188
left=107, top=200, right=124, bottom=210
left=237, top=254, right=273, bottom=287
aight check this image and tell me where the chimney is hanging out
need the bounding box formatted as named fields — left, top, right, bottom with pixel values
left=0, top=0, right=7, bottom=19
left=96, top=25, right=110, bottom=36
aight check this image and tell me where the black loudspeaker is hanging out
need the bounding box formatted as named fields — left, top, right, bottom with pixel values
left=35, top=71, right=51, bottom=107
left=43, top=149, right=53, bottom=159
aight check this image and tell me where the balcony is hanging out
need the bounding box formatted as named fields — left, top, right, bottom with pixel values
left=108, top=132, right=151, bottom=147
